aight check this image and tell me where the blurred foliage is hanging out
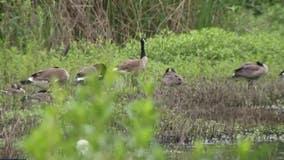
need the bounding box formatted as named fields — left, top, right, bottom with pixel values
left=21, top=74, right=164, bottom=159
left=223, top=3, right=284, bottom=34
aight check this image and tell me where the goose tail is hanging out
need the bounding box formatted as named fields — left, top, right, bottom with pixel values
left=0, top=90, right=8, bottom=94
left=20, top=79, right=32, bottom=85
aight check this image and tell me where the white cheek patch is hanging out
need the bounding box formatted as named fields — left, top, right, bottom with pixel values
left=76, top=77, right=85, bottom=82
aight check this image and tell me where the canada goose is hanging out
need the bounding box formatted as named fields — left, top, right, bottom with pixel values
left=232, top=61, right=268, bottom=86
left=162, top=68, right=183, bottom=86
left=75, top=63, right=107, bottom=84
left=21, top=90, right=52, bottom=106
left=20, top=67, right=70, bottom=89
left=27, top=90, right=52, bottom=103
left=0, top=83, right=25, bottom=96
left=114, top=38, right=147, bottom=74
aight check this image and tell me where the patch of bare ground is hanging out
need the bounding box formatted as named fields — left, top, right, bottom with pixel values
left=154, top=78, right=284, bottom=144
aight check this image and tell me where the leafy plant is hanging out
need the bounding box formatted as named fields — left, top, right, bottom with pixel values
left=20, top=73, right=164, bottom=160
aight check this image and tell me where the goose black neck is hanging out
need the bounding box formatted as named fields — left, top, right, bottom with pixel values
left=256, top=61, right=263, bottom=66
left=140, top=39, right=146, bottom=59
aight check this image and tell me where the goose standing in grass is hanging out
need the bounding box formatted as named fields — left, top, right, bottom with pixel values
left=232, top=61, right=268, bottom=87
left=75, top=63, right=107, bottom=84
left=0, top=83, right=25, bottom=96
left=114, top=38, right=147, bottom=74
left=20, top=67, right=69, bottom=89
left=162, top=68, right=183, bottom=86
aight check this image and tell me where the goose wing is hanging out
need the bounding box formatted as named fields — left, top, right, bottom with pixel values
left=118, top=59, right=141, bottom=71
left=162, top=73, right=183, bottom=86
left=76, top=66, right=97, bottom=77
left=31, top=70, right=46, bottom=78
left=0, top=86, right=25, bottom=95
left=31, top=67, right=67, bottom=81
left=29, top=91, right=52, bottom=102
left=234, top=64, right=264, bottom=78
left=31, top=69, right=53, bottom=81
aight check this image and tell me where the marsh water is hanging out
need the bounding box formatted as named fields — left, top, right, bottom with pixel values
left=166, top=141, right=284, bottom=160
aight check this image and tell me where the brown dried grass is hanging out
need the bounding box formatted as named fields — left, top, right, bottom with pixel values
left=154, top=78, right=284, bottom=143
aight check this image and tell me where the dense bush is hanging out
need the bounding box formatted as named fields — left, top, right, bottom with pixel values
left=224, top=3, right=284, bottom=35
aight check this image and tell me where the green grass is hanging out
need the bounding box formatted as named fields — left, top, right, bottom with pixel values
left=0, top=28, right=283, bottom=159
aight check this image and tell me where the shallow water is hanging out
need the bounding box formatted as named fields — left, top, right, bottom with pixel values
left=166, top=141, right=284, bottom=160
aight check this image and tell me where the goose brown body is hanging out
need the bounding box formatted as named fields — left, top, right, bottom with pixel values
left=21, top=90, right=52, bottom=105
left=162, top=68, right=183, bottom=86
left=28, top=90, right=52, bottom=103
left=20, top=67, right=69, bottom=88
left=0, top=84, right=25, bottom=96
left=233, top=61, right=268, bottom=80
left=116, top=38, right=147, bottom=74
left=232, top=61, right=268, bottom=86
left=117, top=58, right=147, bottom=74
left=75, top=63, right=107, bottom=83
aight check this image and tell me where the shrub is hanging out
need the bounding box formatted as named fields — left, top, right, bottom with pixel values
left=20, top=74, right=164, bottom=159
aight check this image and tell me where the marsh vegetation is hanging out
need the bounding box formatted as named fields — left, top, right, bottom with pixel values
left=0, top=0, right=284, bottom=159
